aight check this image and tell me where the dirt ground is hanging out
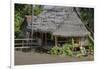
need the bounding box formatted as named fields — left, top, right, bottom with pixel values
left=15, top=50, right=94, bottom=65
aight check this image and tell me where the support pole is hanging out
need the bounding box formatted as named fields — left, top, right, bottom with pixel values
left=79, top=38, right=86, bottom=56
left=51, top=34, right=53, bottom=40
left=72, top=38, right=74, bottom=50
left=45, top=32, right=47, bottom=46
left=21, top=40, right=24, bottom=51
left=35, top=32, right=37, bottom=38
left=55, top=36, right=57, bottom=46
left=41, top=32, right=43, bottom=46
left=72, top=38, right=74, bottom=47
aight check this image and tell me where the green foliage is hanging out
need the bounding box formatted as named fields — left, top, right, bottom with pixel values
left=14, top=4, right=42, bottom=38
left=80, top=8, right=94, bottom=53
left=50, top=46, right=62, bottom=55
left=62, top=44, right=73, bottom=56
left=15, top=4, right=32, bottom=17
left=14, top=4, right=43, bottom=38
left=15, top=4, right=32, bottom=38
left=50, top=43, right=73, bottom=56
left=33, top=5, right=42, bottom=16
left=79, top=8, right=94, bottom=37
left=80, top=8, right=94, bottom=25
left=88, top=41, right=94, bottom=51
left=15, top=12, right=23, bottom=33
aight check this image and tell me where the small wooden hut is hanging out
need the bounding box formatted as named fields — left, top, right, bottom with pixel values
left=23, top=5, right=90, bottom=49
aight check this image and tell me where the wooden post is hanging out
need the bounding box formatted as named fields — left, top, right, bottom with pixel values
left=51, top=34, right=53, bottom=40
left=41, top=32, right=43, bottom=46
left=79, top=38, right=86, bottom=55
left=35, top=32, right=37, bottom=38
left=41, top=32, right=42, bottom=44
left=45, top=32, right=47, bottom=46
left=21, top=40, right=24, bottom=51
left=55, top=36, right=57, bottom=46
left=72, top=38, right=74, bottom=47
left=79, top=38, right=81, bottom=47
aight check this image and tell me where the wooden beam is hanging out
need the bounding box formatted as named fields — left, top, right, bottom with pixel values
left=55, top=36, right=57, bottom=46
left=79, top=38, right=82, bottom=47
left=88, top=34, right=94, bottom=43
left=15, top=46, right=30, bottom=49
left=72, top=38, right=74, bottom=47
left=15, top=38, right=34, bottom=40
left=45, top=32, right=47, bottom=46
left=79, top=38, right=87, bottom=55
left=41, top=32, right=43, bottom=46
left=36, top=32, right=37, bottom=38
left=21, top=40, right=24, bottom=51
left=51, top=34, right=53, bottom=40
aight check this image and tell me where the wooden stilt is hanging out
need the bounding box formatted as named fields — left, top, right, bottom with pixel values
left=35, top=32, right=37, bottom=38
left=21, top=40, right=24, bottom=51
left=45, top=32, right=47, bottom=46
left=41, top=32, right=43, bottom=46
left=79, top=38, right=82, bottom=52
left=79, top=38, right=81, bottom=47
left=55, top=36, right=57, bottom=46
left=72, top=38, right=74, bottom=46
left=79, top=38, right=86, bottom=55
left=51, top=34, right=53, bottom=40
left=72, top=38, right=74, bottom=50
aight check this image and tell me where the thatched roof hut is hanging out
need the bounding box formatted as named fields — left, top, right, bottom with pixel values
left=25, top=5, right=89, bottom=37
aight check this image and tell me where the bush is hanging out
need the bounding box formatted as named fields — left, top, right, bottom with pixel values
left=50, top=43, right=73, bottom=56
left=50, top=46, right=62, bottom=55
left=62, top=44, right=73, bottom=56
left=88, top=42, right=94, bottom=55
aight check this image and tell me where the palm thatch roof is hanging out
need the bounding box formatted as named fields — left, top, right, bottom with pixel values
left=25, top=5, right=89, bottom=37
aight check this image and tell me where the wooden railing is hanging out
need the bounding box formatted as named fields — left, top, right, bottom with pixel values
left=15, top=38, right=41, bottom=49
